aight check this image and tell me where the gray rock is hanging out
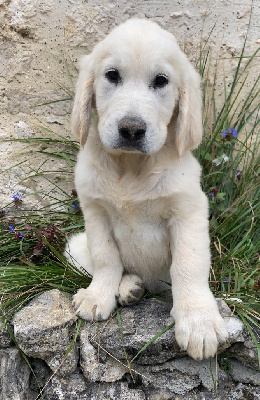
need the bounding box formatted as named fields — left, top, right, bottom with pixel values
left=228, top=383, right=260, bottom=400
left=44, top=372, right=146, bottom=400
left=216, top=299, right=245, bottom=353
left=9, top=290, right=259, bottom=400
left=0, top=325, right=12, bottom=348
left=83, top=298, right=248, bottom=367
left=227, top=332, right=259, bottom=370
left=80, top=327, right=128, bottom=382
left=229, top=358, right=260, bottom=386
left=84, top=298, right=182, bottom=365
left=136, top=357, right=231, bottom=396
left=13, top=289, right=78, bottom=376
left=29, top=358, right=51, bottom=394
left=0, top=347, right=33, bottom=400
left=138, top=361, right=201, bottom=396
left=170, top=357, right=222, bottom=391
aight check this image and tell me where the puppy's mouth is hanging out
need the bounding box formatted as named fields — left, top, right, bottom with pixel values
left=113, top=139, right=147, bottom=154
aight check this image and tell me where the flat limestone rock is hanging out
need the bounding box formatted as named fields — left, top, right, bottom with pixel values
left=13, top=289, right=78, bottom=376
left=82, top=298, right=180, bottom=365
left=81, top=298, right=247, bottom=366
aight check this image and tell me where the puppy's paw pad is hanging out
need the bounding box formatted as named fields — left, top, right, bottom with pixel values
left=118, top=274, right=145, bottom=306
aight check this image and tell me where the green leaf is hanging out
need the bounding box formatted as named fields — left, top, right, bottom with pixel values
left=204, top=152, right=212, bottom=161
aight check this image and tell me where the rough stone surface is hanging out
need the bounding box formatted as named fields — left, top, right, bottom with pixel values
left=216, top=299, right=245, bottom=353
left=13, top=289, right=78, bottom=376
left=44, top=372, right=146, bottom=400
left=138, top=360, right=202, bottom=395
left=0, top=325, right=12, bottom=348
left=229, top=358, right=260, bottom=386
left=0, top=290, right=259, bottom=399
left=80, top=327, right=128, bottom=382
left=0, top=347, right=33, bottom=400
left=83, top=297, right=179, bottom=365
left=82, top=298, right=246, bottom=367
left=29, top=358, right=51, bottom=394
left=228, top=331, right=259, bottom=370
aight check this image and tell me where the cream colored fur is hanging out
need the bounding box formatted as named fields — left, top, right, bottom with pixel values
left=65, top=19, right=228, bottom=360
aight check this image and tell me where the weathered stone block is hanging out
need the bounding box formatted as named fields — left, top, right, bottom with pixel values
left=81, top=297, right=247, bottom=367
left=83, top=298, right=181, bottom=365
left=229, top=358, right=260, bottom=386
left=13, top=289, right=78, bottom=376
left=80, top=327, right=128, bottom=382
left=44, top=372, right=146, bottom=400
left=0, top=347, right=33, bottom=400
left=0, top=325, right=12, bottom=348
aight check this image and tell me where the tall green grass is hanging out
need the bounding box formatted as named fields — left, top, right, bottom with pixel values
left=0, top=31, right=259, bottom=358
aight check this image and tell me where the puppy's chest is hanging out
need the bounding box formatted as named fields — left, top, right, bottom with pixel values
left=99, top=197, right=170, bottom=246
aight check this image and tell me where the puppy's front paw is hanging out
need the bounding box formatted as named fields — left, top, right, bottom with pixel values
left=118, top=274, right=145, bottom=306
left=171, top=299, right=228, bottom=360
left=73, top=287, right=116, bottom=321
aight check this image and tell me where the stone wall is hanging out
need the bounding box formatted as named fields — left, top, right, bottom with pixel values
left=1, top=290, right=259, bottom=399
left=0, top=0, right=259, bottom=207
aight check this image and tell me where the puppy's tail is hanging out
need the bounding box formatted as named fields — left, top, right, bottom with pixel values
left=64, top=232, right=93, bottom=276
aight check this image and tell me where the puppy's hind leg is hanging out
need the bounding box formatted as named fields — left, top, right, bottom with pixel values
left=118, top=274, right=145, bottom=306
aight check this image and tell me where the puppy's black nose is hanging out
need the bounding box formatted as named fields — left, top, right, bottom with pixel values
left=118, top=117, right=146, bottom=141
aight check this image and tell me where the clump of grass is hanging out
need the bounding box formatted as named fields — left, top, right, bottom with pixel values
left=0, top=129, right=91, bottom=319
left=0, top=25, right=259, bottom=372
left=195, top=35, right=259, bottom=320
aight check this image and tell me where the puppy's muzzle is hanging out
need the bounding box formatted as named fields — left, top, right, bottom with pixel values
left=118, top=116, right=146, bottom=144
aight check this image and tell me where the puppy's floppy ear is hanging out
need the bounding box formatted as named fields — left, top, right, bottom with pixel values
left=175, top=64, right=203, bottom=157
left=71, top=55, right=94, bottom=147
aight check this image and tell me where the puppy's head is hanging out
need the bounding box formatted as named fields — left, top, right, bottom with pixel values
left=72, top=19, right=202, bottom=157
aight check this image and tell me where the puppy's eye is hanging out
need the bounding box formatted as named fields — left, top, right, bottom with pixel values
left=105, top=69, right=121, bottom=84
left=153, top=74, right=169, bottom=89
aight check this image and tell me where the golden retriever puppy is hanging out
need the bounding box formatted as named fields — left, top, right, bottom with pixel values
left=65, top=18, right=228, bottom=360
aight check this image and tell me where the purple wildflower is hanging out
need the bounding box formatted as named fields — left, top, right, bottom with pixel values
left=223, top=277, right=235, bottom=285
left=221, top=127, right=238, bottom=141
left=209, top=186, right=218, bottom=198
left=15, top=232, right=24, bottom=240
left=12, top=193, right=23, bottom=208
left=12, top=193, right=22, bottom=201
left=8, top=225, right=24, bottom=240
left=71, top=202, right=80, bottom=214
left=236, top=169, right=242, bottom=180
left=8, top=225, right=15, bottom=233
left=221, top=130, right=229, bottom=137
left=230, top=127, right=238, bottom=138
